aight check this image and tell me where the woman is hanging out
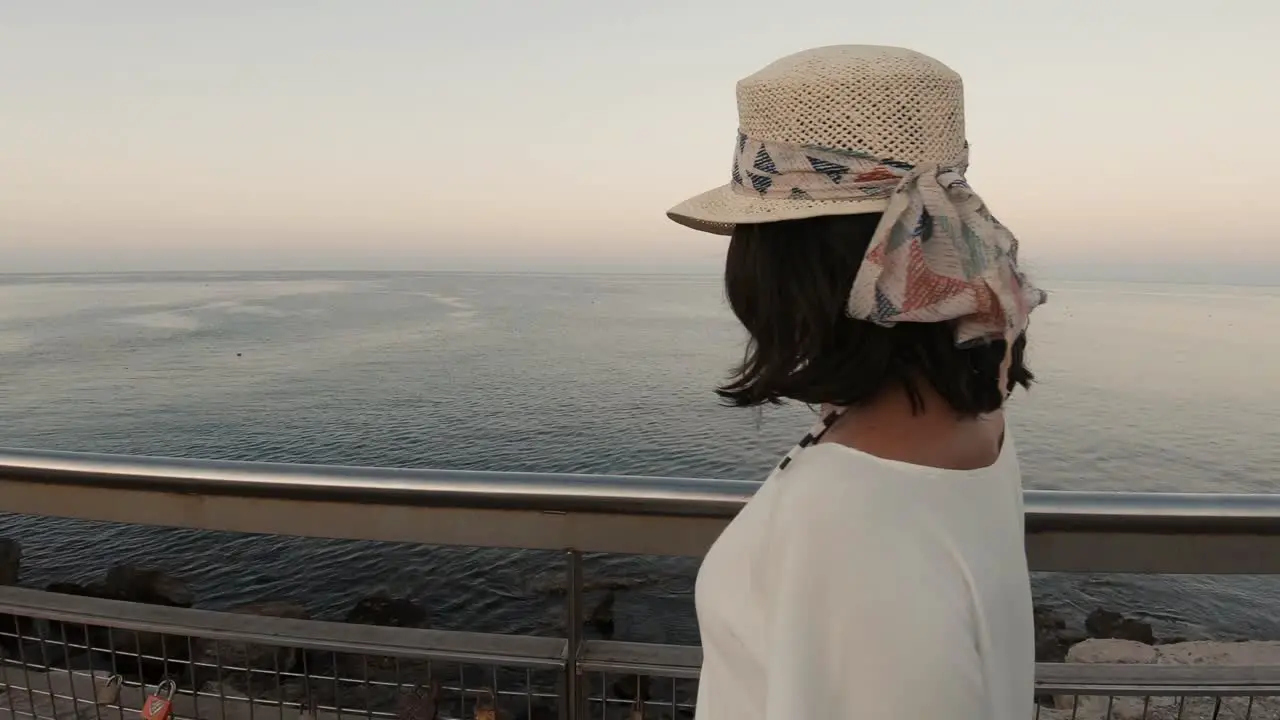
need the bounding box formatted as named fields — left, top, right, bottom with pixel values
left=667, top=46, right=1047, bottom=719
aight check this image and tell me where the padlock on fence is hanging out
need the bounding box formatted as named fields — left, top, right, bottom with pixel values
left=140, top=679, right=176, bottom=720
left=628, top=696, right=645, bottom=720
left=473, top=688, right=496, bottom=720
left=396, top=679, right=440, bottom=720
left=95, top=674, right=122, bottom=705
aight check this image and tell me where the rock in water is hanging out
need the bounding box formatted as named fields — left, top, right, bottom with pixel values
left=43, top=582, right=114, bottom=657
left=235, top=600, right=309, bottom=619
left=344, top=593, right=429, bottom=628
left=102, top=565, right=194, bottom=607
left=52, top=566, right=197, bottom=682
left=1033, top=604, right=1086, bottom=663
left=205, top=601, right=310, bottom=670
left=192, top=601, right=311, bottom=693
left=588, top=590, right=616, bottom=639
left=1085, top=608, right=1155, bottom=645
left=341, top=593, right=430, bottom=677
left=612, top=674, right=650, bottom=702
left=0, top=539, right=20, bottom=585
left=0, top=540, right=27, bottom=653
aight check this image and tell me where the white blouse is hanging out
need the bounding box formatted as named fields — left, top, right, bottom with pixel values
left=693, top=436, right=1034, bottom=720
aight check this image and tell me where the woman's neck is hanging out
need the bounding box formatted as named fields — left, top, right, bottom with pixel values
left=820, top=385, right=1004, bottom=471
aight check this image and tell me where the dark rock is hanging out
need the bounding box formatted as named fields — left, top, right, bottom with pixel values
left=512, top=696, right=558, bottom=720
left=1085, top=608, right=1156, bottom=645
left=0, top=613, right=39, bottom=656
left=46, top=575, right=192, bottom=683
left=61, top=649, right=118, bottom=673
left=1035, top=636, right=1067, bottom=664
left=0, top=539, right=20, bottom=585
left=1034, top=605, right=1066, bottom=631
left=239, top=600, right=309, bottom=619
left=1084, top=608, right=1123, bottom=635
left=338, top=593, right=430, bottom=680
left=512, top=699, right=557, bottom=720
left=46, top=581, right=108, bottom=598
left=102, top=565, right=193, bottom=607
left=193, top=601, right=310, bottom=687
left=528, top=575, right=654, bottom=597
left=1059, top=629, right=1088, bottom=645
left=588, top=591, right=616, bottom=639
left=1033, top=605, right=1081, bottom=664
left=42, top=582, right=112, bottom=660
left=107, top=626, right=192, bottom=684
left=612, top=674, right=651, bottom=702
left=344, top=593, right=429, bottom=628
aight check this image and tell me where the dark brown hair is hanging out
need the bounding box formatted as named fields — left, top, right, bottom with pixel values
left=718, top=213, right=1032, bottom=416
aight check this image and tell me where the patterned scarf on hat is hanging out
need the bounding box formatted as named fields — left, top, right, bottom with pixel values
left=732, top=133, right=1048, bottom=348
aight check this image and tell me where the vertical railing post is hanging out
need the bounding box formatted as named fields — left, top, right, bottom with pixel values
left=565, top=548, right=584, bottom=720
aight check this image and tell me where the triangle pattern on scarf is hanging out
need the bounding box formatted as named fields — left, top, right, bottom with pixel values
left=806, top=156, right=850, bottom=183
left=753, top=147, right=778, bottom=174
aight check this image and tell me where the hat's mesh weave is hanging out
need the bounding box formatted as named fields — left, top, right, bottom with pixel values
left=737, top=45, right=967, bottom=166
left=667, top=46, right=972, bottom=234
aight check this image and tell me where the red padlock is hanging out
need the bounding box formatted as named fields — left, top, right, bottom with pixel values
left=140, top=680, right=176, bottom=720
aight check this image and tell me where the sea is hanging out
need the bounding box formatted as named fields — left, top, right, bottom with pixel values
left=1, top=271, right=1278, bottom=644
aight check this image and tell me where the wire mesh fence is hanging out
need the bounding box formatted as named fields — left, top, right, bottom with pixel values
left=1036, top=693, right=1280, bottom=720
left=580, top=670, right=695, bottom=720
left=0, top=587, right=573, bottom=720
left=4, top=587, right=1280, bottom=720
left=0, top=621, right=703, bottom=720
left=0, top=586, right=709, bottom=720
left=1033, top=663, right=1280, bottom=720
left=0, top=615, right=566, bottom=720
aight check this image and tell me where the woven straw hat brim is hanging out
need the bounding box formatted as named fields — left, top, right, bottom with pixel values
left=667, top=182, right=890, bottom=236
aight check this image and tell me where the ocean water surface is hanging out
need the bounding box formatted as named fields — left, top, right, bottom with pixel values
left=1, top=272, right=1278, bottom=643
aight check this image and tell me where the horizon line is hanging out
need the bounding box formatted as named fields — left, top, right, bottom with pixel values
left=1, top=267, right=1278, bottom=289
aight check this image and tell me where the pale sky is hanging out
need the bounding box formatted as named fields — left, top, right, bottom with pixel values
left=3, top=1, right=1277, bottom=279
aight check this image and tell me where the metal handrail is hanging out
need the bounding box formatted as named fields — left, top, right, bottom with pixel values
left=5, top=446, right=1280, bottom=528
left=3, top=447, right=1280, bottom=571
left=0, top=447, right=756, bottom=516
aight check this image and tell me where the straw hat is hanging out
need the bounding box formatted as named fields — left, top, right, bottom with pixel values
left=667, top=45, right=969, bottom=235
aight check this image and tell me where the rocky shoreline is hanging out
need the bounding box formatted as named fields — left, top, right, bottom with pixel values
left=1034, top=603, right=1174, bottom=664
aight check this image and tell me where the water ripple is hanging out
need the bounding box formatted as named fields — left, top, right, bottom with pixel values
left=0, top=273, right=1277, bottom=643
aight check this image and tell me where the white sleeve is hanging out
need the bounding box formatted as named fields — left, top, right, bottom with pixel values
left=760, top=481, right=988, bottom=720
